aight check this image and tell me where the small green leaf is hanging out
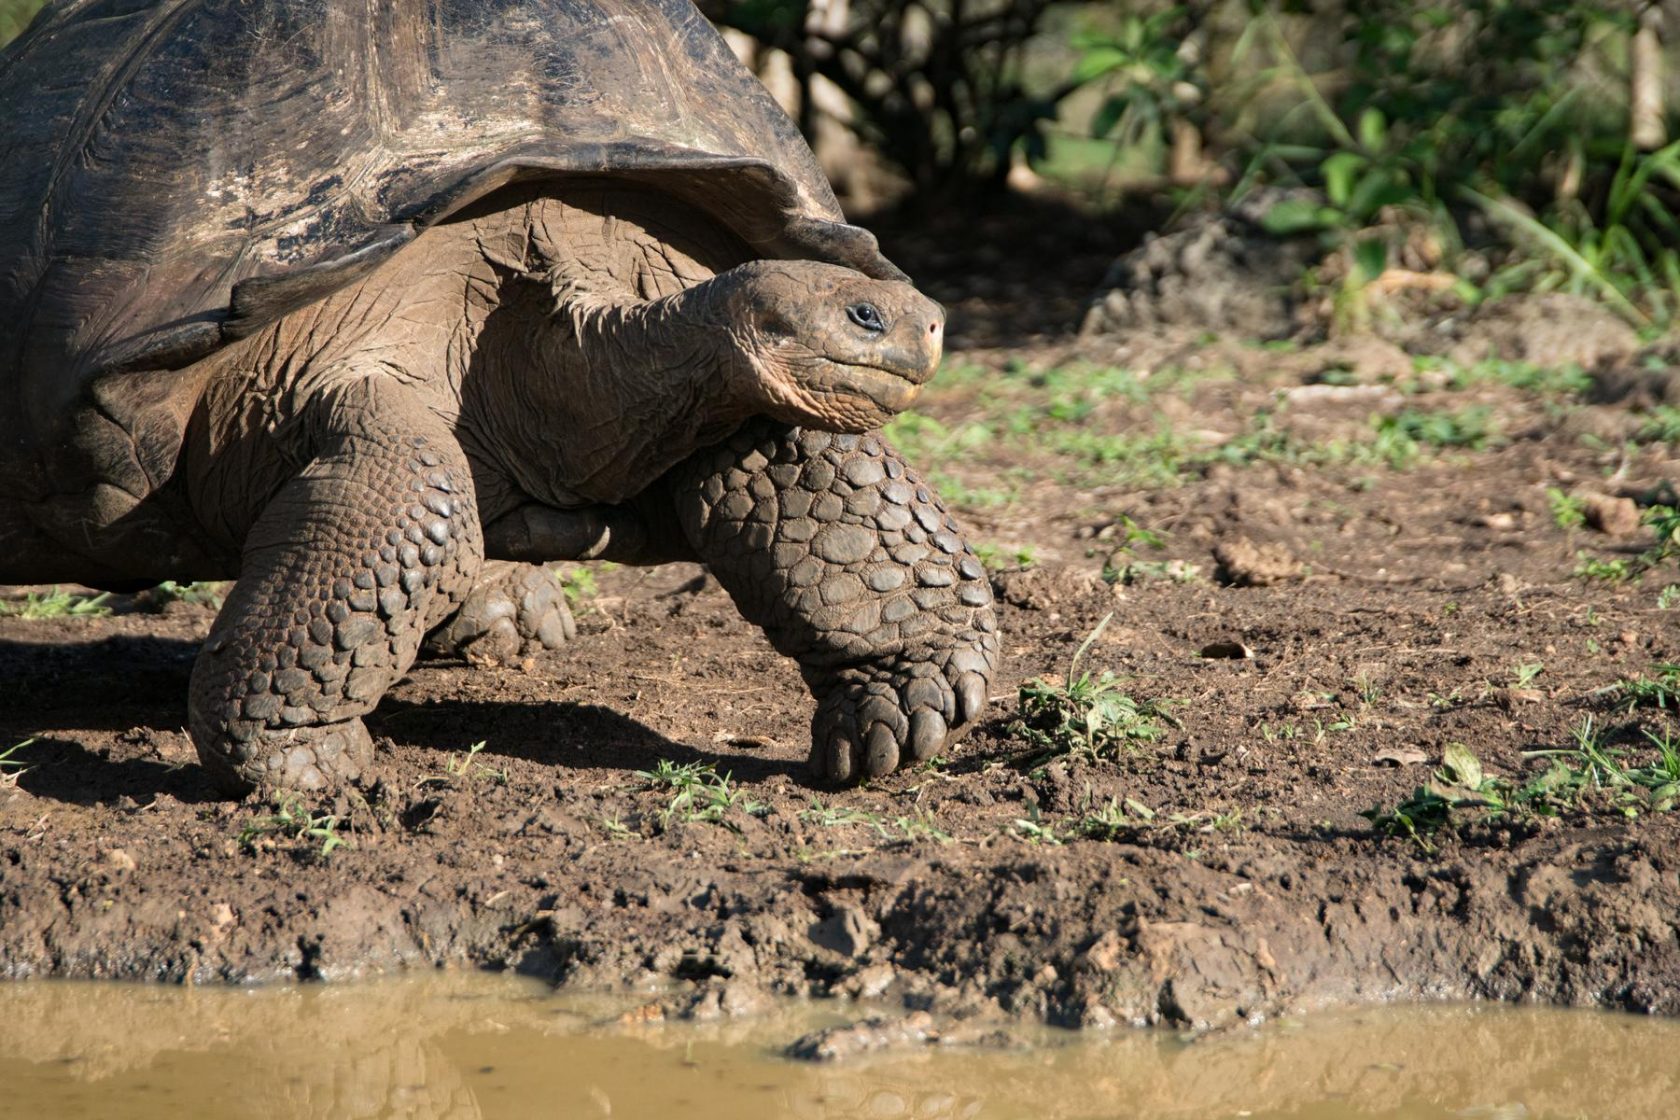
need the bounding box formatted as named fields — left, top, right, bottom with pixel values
left=1344, top=166, right=1407, bottom=222
left=1440, top=743, right=1483, bottom=790
left=1259, top=198, right=1341, bottom=235
left=1321, top=151, right=1367, bottom=208
left=1354, top=238, right=1388, bottom=284
left=1073, top=46, right=1129, bottom=84
left=1091, top=93, right=1127, bottom=140
left=1358, top=107, right=1388, bottom=152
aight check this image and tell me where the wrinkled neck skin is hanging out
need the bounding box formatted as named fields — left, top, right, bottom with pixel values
left=467, top=270, right=752, bottom=512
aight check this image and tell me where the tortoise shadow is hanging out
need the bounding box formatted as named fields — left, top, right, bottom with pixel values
left=0, top=634, right=199, bottom=735
left=370, top=696, right=807, bottom=784
left=11, top=737, right=220, bottom=805
left=2, top=634, right=807, bottom=796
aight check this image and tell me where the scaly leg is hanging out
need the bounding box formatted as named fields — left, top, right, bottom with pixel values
left=189, top=378, right=482, bottom=795
left=432, top=498, right=705, bottom=664
left=423, top=560, right=574, bottom=665
left=668, top=420, right=1000, bottom=782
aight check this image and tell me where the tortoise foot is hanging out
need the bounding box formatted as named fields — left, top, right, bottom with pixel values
left=809, top=638, right=997, bottom=784
left=425, top=561, right=575, bottom=665
left=200, top=718, right=375, bottom=798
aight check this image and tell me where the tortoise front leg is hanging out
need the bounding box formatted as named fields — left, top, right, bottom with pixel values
left=189, top=379, right=482, bottom=795
left=669, top=420, right=1000, bottom=782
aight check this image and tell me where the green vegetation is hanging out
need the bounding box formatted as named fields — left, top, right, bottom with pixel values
left=147, top=581, right=226, bottom=610
left=1573, top=505, right=1680, bottom=583
left=0, top=0, right=44, bottom=46
left=1363, top=727, right=1680, bottom=853
left=1614, top=665, right=1680, bottom=712
left=1008, top=794, right=1243, bottom=846
left=889, top=353, right=1533, bottom=516
left=1373, top=407, right=1495, bottom=462
left=419, top=740, right=507, bottom=787
left=1635, top=406, right=1680, bottom=445
left=800, top=798, right=889, bottom=836
left=0, top=588, right=112, bottom=620
left=0, top=738, right=35, bottom=785
left=0, top=581, right=224, bottom=618
left=553, top=566, right=599, bottom=606
left=237, top=797, right=352, bottom=859
left=1010, top=806, right=1065, bottom=845
left=1100, top=515, right=1200, bottom=585
left=799, top=798, right=954, bottom=844
left=635, top=759, right=766, bottom=830
left=1215, top=3, right=1678, bottom=326
left=1075, top=796, right=1243, bottom=842
left=712, top=0, right=1680, bottom=323
left=972, top=542, right=1038, bottom=571
left=1440, top=358, right=1593, bottom=398
left=1014, top=614, right=1175, bottom=761
left=1546, top=489, right=1588, bottom=531
left=890, top=807, right=953, bottom=844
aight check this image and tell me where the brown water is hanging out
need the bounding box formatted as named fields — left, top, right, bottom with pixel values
left=0, top=973, right=1672, bottom=1119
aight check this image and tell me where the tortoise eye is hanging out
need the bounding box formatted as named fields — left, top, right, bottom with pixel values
left=846, top=303, right=886, bottom=332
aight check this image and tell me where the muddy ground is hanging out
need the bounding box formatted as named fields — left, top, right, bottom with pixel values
left=5, top=210, right=1680, bottom=1042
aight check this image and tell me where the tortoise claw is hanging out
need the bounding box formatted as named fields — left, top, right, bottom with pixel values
left=809, top=645, right=997, bottom=783
left=425, top=561, right=574, bottom=665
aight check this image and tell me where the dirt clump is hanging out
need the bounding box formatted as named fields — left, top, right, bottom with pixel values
left=1080, top=200, right=1318, bottom=341
left=1212, top=537, right=1304, bottom=587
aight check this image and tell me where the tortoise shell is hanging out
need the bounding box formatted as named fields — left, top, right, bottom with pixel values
left=0, top=0, right=899, bottom=437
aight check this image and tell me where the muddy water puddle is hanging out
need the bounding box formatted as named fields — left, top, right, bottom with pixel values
left=0, top=973, right=1673, bottom=1119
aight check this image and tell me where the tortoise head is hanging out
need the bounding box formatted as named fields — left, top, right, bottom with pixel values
left=702, top=260, right=945, bottom=431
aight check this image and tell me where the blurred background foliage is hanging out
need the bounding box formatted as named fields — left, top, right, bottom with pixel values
left=3, top=0, right=1677, bottom=326
left=0, top=0, right=43, bottom=43
left=702, top=0, right=1680, bottom=328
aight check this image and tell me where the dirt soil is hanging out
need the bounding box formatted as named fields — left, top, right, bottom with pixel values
left=5, top=208, right=1680, bottom=1038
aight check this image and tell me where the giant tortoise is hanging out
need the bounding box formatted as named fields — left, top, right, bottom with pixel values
left=0, top=0, right=999, bottom=795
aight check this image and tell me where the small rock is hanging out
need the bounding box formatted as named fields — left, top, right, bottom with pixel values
left=1474, top=512, right=1520, bottom=532
left=839, top=962, right=897, bottom=1000
left=1581, top=493, right=1641, bottom=537
left=785, top=1012, right=938, bottom=1062
left=718, top=982, right=768, bottom=1018
left=102, top=848, right=137, bottom=871
left=1497, top=688, right=1545, bottom=710
left=1083, top=929, right=1126, bottom=973
left=617, top=1002, right=665, bottom=1026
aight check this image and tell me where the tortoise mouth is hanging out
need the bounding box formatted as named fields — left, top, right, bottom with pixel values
left=803, top=361, right=926, bottom=412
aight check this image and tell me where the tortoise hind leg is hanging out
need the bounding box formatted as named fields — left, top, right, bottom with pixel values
left=426, top=500, right=704, bottom=665
left=188, top=378, right=482, bottom=796
left=422, top=560, right=575, bottom=666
